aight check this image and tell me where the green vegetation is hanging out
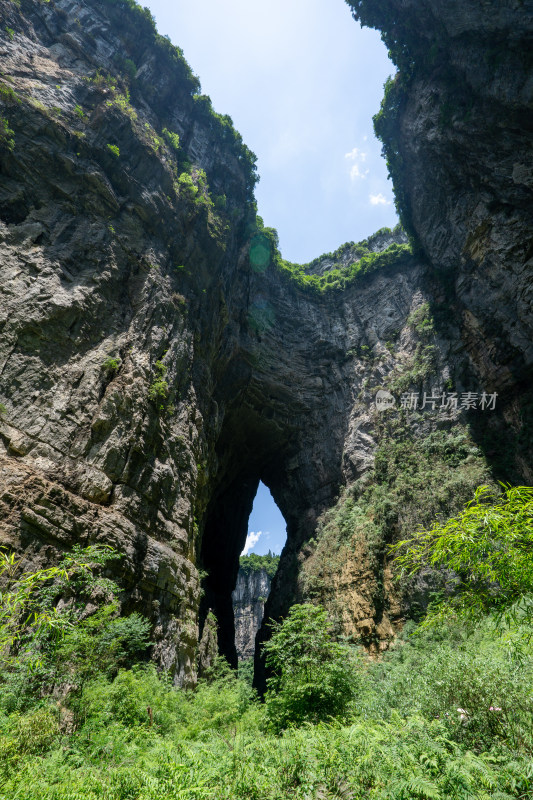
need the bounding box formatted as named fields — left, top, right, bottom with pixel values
left=345, top=3, right=453, bottom=245
left=393, top=484, right=533, bottom=630
left=177, top=170, right=199, bottom=199
left=251, top=218, right=413, bottom=295
left=239, top=551, right=280, bottom=578
left=407, top=301, right=434, bottom=337
left=388, top=343, right=437, bottom=394
left=94, top=0, right=257, bottom=201
left=386, top=301, right=437, bottom=392
left=106, top=143, right=120, bottom=157
left=4, top=27, right=14, bottom=41
left=0, top=117, right=15, bottom=151
left=177, top=167, right=214, bottom=212
left=191, top=94, right=258, bottom=197
left=123, top=58, right=137, bottom=81
left=372, top=75, right=415, bottom=242
left=162, top=127, right=180, bottom=151
left=302, top=421, right=490, bottom=627
left=107, top=87, right=137, bottom=120
left=214, top=193, right=227, bottom=211
left=359, top=616, right=533, bottom=760
left=148, top=359, right=170, bottom=413
left=1, top=497, right=533, bottom=797
left=0, top=83, right=18, bottom=104
left=102, top=356, right=120, bottom=373
left=74, top=103, right=87, bottom=120
left=264, top=604, right=357, bottom=733
left=346, top=1, right=417, bottom=76
left=0, top=549, right=69, bottom=657
left=0, top=403, right=6, bottom=415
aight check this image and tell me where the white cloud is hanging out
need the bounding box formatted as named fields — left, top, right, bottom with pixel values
left=345, top=147, right=370, bottom=181
left=241, top=530, right=269, bottom=555
left=344, top=147, right=367, bottom=162
left=350, top=163, right=370, bottom=180
left=369, top=193, right=391, bottom=206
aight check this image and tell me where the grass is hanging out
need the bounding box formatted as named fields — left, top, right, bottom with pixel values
left=1, top=622, right=532, bottom=799
left=1, top=501, right=533, bottom=798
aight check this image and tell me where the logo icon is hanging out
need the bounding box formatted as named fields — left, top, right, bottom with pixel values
left=375, top=390, right=396, bottom=412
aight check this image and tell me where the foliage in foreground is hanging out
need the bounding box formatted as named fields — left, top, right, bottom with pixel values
left=1, top=648, right=532, bottom=800
left=1, top=486, right=533, bottom=798
left=264, top=604, right=357, bottom=733
left=393, top=484, right=533, bottom=629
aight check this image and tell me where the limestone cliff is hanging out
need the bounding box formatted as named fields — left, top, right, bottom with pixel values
left=232, top=567, right=271, bottom=661
left=348, top=0, right=533, bottom=482
left=0, top=0, right=531, bottom=690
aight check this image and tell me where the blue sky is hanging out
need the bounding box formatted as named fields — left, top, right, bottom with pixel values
left=242, top=482, right=287, bottom=556
left=143, top=0, right=397, bottom=553
left=144, top=0, right=397, bottom=264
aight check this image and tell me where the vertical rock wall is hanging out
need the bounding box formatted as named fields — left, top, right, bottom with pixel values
left=232, top=567, right=272, bottom=661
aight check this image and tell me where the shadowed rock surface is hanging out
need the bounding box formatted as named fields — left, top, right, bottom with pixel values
left=0, top=0, right=531, bottom=689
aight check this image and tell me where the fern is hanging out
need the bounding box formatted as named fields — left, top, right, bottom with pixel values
left=395, top=776, right=441, bottom=799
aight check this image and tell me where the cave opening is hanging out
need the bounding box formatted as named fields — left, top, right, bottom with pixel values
left=199, top=467, right=290, bottom=673
left=233, top=482, right=287, bottom=666
left=242, top=481, right=287, bottom=559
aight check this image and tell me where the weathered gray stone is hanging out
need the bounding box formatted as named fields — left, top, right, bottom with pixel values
left=232, top=568, right=272, bottom=661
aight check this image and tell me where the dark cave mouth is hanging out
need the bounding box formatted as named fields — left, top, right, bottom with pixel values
left=234, top=481, right=286, bottom=662
left=199, top=474, right=288, bottom=670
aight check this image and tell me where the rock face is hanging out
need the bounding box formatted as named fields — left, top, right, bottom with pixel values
left=0, top=0, right=254, bottom=685
left=0, top=0, right=531, bottom=689
left=348, top=0, right=533, bottom=481
left=232, top=568, right=272, bottom=661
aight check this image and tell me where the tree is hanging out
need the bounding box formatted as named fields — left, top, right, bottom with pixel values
left=392, top=484, right=533, bottom=629
left=0, top=545, right=150, bottom=703
left=263, top=603, right=357, bottom=732
left=0, top=549, right=70, bottom=661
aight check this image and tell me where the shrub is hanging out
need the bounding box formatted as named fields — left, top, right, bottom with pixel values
left=392, top=484, right=533, bottom=628
left=51, top=603, right=151, bottom=687
left=264, top=604, right=357, bottom=732
left=0, top=84, right=18, bottom=103
left=162, top=127, right=180, bottom=151
left=123, top=57, right=137, bottom=80
left=359, top=617, right=533, bottom=754
left=178, top=171, right=198, bottom=199
left=0, top=117, right=15, bottom=151
left=148, top=360, right=169, bottom=411
left=13, top=707, right=60, bottom=755
left=102, top=356, right=120, bottom=372
left=106, top=143, right=120, bottom=157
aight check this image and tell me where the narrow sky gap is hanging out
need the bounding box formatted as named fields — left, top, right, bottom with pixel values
left=242, top=482, right=287, bottom=556
left=144, top=0, right=398, bottom=263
